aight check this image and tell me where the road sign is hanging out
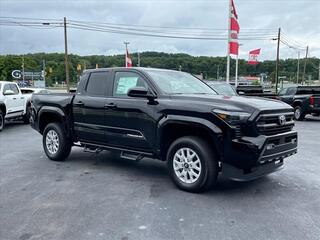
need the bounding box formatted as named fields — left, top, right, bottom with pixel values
left=12, top=70, right=22, bottom=79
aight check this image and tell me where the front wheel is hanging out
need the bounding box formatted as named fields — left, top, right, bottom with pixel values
left=294, top=106, right=305, bottom=121
left=43, top=122, right=72, bottom=161
left=167, top=136, right=218, bottom=193
left=0, top=109, right=4, bottom=131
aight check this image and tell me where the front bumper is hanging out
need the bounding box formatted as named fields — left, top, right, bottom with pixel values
left=222, top=130, right=297, bottom=181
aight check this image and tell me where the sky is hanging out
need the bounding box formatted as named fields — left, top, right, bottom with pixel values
left=0, top=0, right=319, bottom=60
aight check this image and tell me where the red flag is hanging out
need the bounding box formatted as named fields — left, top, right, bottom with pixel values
left=229, top=0, right=240, bottom=55
left=248, top=48, right=261, bottom=65
left=125, top=49, right=132, bottom=68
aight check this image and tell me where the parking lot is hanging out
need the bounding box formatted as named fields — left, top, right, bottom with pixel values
left=0, top=117, right=320, bottom=240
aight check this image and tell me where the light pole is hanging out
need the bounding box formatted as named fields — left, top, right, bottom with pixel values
left=235, top=43, right=243, bottom=87
left=297, top=51, right=300, bottom=84
left=124, top=42, right=129, bottom=67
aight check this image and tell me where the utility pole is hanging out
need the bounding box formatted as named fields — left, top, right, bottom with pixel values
left=318, top=61, right=320, bottom=82
left=302, top=46, right=309, bottom=85
left=217, top=65, right=220, bottom=80
left=22, top=56, right=25, bottom=84
left=64, top=17, right=70, bottom=92
left=226, top=0, right=232, bottom=84
left=124, top=42, right=129, bottom=67
left=42, top=60, right=46, bottom=87
left=138, top=52, right=141, bottom=67
left=296, top=51, right=300, bottom=84
left=275, top=27, right=281, bottom=93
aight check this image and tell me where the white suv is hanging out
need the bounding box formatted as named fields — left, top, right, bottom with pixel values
left=0, top=81, right=30, bottom=131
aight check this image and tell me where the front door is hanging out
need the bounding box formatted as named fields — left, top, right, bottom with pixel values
left=104, top=70, right=157, bottom=151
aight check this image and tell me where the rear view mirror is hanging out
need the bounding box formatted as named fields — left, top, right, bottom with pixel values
left=4, top=89, right=15, bottom=95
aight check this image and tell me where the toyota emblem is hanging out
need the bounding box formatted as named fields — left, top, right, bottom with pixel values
left=279, top=115, right=286, bottom=125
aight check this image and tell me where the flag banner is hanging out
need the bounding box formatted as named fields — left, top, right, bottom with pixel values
left=229, top=0, right=240, bottom=55
left=126, top=49, right=132, bottom=68
left=248, top=48, right=261, bottom=65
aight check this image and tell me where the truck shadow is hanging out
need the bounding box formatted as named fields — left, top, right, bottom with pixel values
left=67, top=148, right=277, bottom=195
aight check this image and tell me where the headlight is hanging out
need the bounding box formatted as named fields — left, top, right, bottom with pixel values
left=212, top=109, right=251, bottom=125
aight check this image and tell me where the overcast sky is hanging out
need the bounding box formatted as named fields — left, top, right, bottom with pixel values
left=0, top=0, right=319, bottom=60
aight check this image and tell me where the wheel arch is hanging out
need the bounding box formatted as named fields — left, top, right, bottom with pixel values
left=0, top=103, right=6, bottom=116
left=157, top=115, right=223, bottom=161
left=38, top=106, right=67, bottom=135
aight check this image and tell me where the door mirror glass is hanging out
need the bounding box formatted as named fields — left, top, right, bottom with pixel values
left=4, top=89, right=15, bottom=95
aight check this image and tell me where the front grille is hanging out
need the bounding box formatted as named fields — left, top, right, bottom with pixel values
left=256, top=112, right=294, bottom=136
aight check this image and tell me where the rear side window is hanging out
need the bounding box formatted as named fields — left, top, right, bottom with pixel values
left=10, top=84, right=19, bottom=94
left=86, top=72, right=108, bottom=96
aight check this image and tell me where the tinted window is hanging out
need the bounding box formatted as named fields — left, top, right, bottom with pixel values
left=10, top=84, right=19, bottom=94
left=286, top=87, right=296, bottom=95
left=113, top=72, right=149, bottom=97
left=86, top=72, right=108, bottom=96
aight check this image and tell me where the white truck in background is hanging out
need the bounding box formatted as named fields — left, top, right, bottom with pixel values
left=0, top=81, right=31, bottom=131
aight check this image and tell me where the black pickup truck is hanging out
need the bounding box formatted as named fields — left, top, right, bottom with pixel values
left=30, top=67, right=298, bottom=192
left=277, top=86, right=320, bottom=120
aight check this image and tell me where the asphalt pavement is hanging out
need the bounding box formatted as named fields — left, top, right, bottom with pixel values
left=1, top=117, right=320, bottom=240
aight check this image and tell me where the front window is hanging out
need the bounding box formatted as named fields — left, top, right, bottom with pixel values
left=145, top=70, right=216, bottom=95
left=113, top=72, right=149, bottom=97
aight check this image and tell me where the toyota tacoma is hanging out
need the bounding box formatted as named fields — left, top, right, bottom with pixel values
left=30, top=68, right=298, bottom=192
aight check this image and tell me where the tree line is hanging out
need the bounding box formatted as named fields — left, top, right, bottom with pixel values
left=0, top=52, right=319, bottom=86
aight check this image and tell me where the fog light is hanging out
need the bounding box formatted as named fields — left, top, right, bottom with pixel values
left=291, top=138, right=297, bottom=144
left=266, top=143, right=276, bottom=150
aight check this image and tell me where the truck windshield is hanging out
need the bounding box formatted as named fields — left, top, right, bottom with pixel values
left=145, top=69, right=216, bottom=95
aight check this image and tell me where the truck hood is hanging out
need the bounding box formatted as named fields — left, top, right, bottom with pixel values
left=169, top=94, right=292, bottom=113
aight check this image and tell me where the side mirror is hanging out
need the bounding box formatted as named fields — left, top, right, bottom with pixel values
left=4, top=89, right=15, bottom=95
left=127, top=87, right=156, bottom=100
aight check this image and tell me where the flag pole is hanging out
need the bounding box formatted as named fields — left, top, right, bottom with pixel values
left=226, top=0, right=232, bottom=84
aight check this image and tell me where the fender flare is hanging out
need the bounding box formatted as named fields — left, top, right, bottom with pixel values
left=156, top=115, right=223, bottom=158
left=38, top=106, right=67, bottom=133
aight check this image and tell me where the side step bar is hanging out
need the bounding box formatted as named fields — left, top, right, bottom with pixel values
left=120, top=151, right=144, bottom=162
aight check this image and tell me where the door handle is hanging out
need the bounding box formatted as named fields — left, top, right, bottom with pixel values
left=74, top=101, right=84, bottom=106
left=104, top=103, right=117, bottom=109
left=13, top=97, right=17, bottom=100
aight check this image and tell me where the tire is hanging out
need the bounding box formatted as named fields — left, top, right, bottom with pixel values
left=23, top=104, right=31, bottom=124
left=167, top=136, right=218, bottom=193
left=0, top=109, right=4, bottom=132
left=42, top=122, right=72, bottom=161
left=294, top=106, right=305, bottom=121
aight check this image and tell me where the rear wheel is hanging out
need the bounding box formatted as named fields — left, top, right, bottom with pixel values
left=294, top=106, right=305, bottom=121
left=167, top=136, right=218, bottom=193
left=23, top=104, right=31, bottom=124
left=43, top=122, right=72, bottom=161
left=0, top=109, right=4, bottom=132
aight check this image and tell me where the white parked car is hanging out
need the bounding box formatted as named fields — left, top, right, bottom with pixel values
left=0, top=81, right=35, bottom=131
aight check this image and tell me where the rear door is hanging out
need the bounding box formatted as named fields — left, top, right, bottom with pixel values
left=73, top=71, right=112, bottom=144
left=103, top=70, right=157, bottom=151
